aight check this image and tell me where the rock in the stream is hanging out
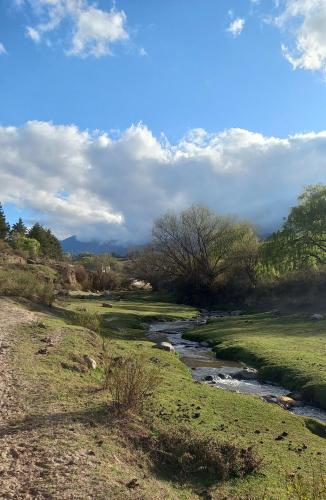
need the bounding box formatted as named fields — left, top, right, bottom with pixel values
left=155, top=342, right=175, bottom=353
left=277, top=396, right=302, bottom=408
left=204, top=375, right=214, bottom=381
left=84, top=355, right=97, bottom=370
left=233, top=367, right=258, bottom=380
left=200, top=341, right=210, bottom=347
left=311, top=313, right=324, bottom=320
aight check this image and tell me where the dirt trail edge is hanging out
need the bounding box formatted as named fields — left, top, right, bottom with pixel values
left=0, top=298, right=36, bottom=420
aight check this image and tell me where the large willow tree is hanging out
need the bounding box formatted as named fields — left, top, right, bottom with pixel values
left=151, top=205, right=259, bottom=297
left=262, top=184, right=326, bottom=273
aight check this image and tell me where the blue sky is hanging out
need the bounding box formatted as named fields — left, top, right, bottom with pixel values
left=0, top=0, right=326, bottom=241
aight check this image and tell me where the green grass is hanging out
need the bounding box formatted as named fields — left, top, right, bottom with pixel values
left=13, top=293, right=326, bottom=499
left=184, top=313, right=326, bottom=409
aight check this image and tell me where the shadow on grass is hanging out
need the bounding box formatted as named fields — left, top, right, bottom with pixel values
left=0, top=403, right=119, bottom=440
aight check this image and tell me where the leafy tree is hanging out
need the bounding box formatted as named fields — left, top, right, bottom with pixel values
left=150, top=205, right=259, bottom=299
left=12, top=235, right=40, bottom=258
left=261, top=184, right=326, bottom=273
left=28, top=223, right=62, bottom=259
left=11, top=217, right=27, bottom=236
left=0, top=202, right=10, bottom=239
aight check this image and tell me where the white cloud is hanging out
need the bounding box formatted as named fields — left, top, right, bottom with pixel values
left=276, top=0, right=326, bottom=73
left=22, top=0, right=129, bottom=58
left=0, top=121, right=325, bottom=242
left=0, top=43, right=7, bottom=55
left=227, top=18, right=245, bottom=37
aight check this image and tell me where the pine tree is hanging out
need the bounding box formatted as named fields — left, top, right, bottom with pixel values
left=11, top=217, right=27, bottom=236
left=29, top=223, right=62, bottom=259
left=0, top=202, right=10, bottom=239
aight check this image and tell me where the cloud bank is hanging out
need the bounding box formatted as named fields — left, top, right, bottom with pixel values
left=0, top=121, right=325, bottom=242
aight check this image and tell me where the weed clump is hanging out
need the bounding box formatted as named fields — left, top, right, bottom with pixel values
left=136, top=424, right=261, bottom=483
left=103, top=353, right=162, bottom=414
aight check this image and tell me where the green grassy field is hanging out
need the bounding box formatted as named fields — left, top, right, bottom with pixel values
left=14, top=292, right=326, bottom=499
left=184, top=313, right=326, bottom=410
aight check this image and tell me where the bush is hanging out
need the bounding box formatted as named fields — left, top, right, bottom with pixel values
left=135, top=424, right=261, bottom=483
left=74, top=265, right=91, bottom=290
left=67, top=309, right=102, bottom=333
left=0, top=268, right=55, bottom=305
left=103, top=353, right=162, bottom=414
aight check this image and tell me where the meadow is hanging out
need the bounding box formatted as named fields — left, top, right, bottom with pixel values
left=10, top=291, right=326, bottom=499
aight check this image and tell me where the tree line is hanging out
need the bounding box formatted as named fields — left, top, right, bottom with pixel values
left=0, top=204, right=62, bottom=259
left=130, top=184, right=326, bottom=303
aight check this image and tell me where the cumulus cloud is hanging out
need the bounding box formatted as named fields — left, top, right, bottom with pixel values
left=0, top=43, right=7, bottom=55
left=227, top=18, right=245, bottom=37
left=0, top=121, right=325, bottom=242
left=276, top=0, right=326, bottom=73
left=22, top=0, right=129, bottom=57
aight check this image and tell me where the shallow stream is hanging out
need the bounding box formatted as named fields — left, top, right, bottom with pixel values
left=148, top=318, right=326, bottom=422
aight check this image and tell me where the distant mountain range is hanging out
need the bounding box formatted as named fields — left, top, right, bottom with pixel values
left=60, top=236, right=129, bottom=256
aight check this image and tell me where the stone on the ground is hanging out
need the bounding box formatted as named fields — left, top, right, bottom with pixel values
left=311, top=313, right=324, bottom=320
left=233, top=367, right=258, bottom=380
left=102, top=302, right=113, bottom=308
left=155, top=341, right=175, bottom=353
left=83, top=355, right=97, bottom=370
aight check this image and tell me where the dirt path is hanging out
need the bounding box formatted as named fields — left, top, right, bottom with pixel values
left=0, top=299, right=36, bottom=421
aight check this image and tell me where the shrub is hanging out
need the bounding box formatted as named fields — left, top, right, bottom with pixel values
left=74, top=265, right=91, bottom=290
left=0, top=268, right=55, bottom=305
left=103, top=353, right=162, bottom=414
left=135, top=424, right=261, bottom=483
left=67, top=309, right=102, bottom=333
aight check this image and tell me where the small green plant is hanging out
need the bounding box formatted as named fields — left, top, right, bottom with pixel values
left=103, top=352, right=162, bottom=414
left=135, top=424, right=261, bottom=483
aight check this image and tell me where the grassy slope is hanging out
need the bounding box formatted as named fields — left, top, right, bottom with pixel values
left=14, top=292, right=326, bottom=499
left=184, top=313, right=326, bottom=410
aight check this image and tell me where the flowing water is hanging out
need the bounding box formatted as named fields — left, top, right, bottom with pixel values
left=148, top=319, right=326, bottom=423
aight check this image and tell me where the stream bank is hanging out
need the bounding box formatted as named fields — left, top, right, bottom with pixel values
left=148, top=316, right=326, bottom=423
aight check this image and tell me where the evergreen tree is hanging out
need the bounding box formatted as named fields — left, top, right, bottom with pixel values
left=11, top=217, right=27, bottom=236
left=29, top=223, right=62, bottom=259
left=0, top=202, right=10, bottom=239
